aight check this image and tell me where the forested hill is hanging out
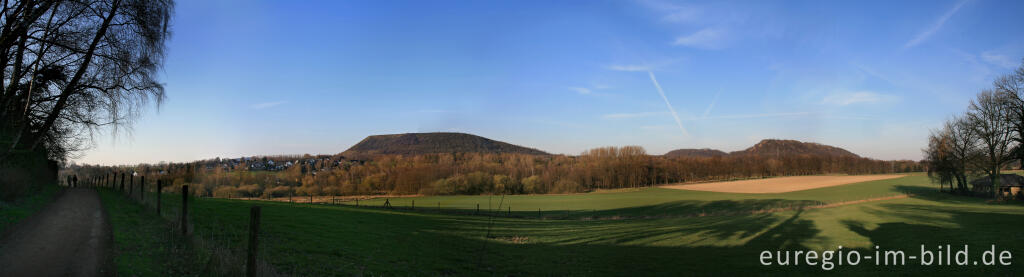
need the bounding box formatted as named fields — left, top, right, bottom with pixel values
left=664, top=139, right=860, bottom=158
left=663, top=148, right=728, bottom=158
left=731, top=139, right=860, bottom=158
left=341, top=132, right=549, bottom=157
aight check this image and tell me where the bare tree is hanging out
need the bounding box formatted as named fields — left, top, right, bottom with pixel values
left=924, top=115, right=979, bottom=193
left=0, top=0, right=174, bottom=163
left=947, top=116, right=981, bottom=192
left=925, top=128, right=956, bottom=192
left=966, top=89, right=1017, bottom=198
left=993, top=59, right=1024, bottom=169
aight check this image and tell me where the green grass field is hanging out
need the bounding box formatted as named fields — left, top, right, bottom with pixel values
left=347, top=174, right=931, bottom=218
left=97, top=190, right=207, bottom=276
left=102, top=174, right=1024, bottom=275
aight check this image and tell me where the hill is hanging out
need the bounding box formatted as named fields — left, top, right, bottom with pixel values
left=730, top=139, right=859, bottom=158
left=664, top=139, right=860, bottom=159
left=663, top=148, right=727, bottom=158
left=341, top=132, right=549, bottom=157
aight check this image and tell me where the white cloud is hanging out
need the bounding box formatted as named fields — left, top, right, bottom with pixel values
left=904, top=0, right=969, bottom=49
left=639, top=0, right=703, bottom=23
left=981, top=51, right=1016, bottom=68
left=673, top=28, right=728, bottom=49
left=603, top=111, right=667, bottom=119
left=250, top=101, right=286, bottom=109
left=568, top=87, right=592, bottom=95
left=822, top=91, right=896, bottom=106
left=607, top=64, right=653, bottom=72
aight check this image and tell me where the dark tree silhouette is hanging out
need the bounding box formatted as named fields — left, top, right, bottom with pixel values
left=0, top=0, right=174, bottom=163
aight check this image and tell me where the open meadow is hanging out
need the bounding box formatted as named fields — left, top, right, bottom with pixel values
left=97, top=173, right=1024, bottom=275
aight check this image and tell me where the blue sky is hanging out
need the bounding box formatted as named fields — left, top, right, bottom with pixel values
left=78, top=0, right=1024, bottom=165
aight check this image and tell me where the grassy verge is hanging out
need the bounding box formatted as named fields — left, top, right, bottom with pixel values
left=0, top=185, right=59, bottom=234
left=97, top=189, right=206, bottom=276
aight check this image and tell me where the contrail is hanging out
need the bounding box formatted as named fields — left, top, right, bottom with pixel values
left=702, top=89, right=720, bottom=119
left=647, top=71, right=688, bottom=137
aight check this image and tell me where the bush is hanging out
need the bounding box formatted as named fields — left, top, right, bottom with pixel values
left=0, top=166, right=33, bottom=200
left=522, top=176, right=542, bottom=194
left=493, top=174, right=511, bottom=194
left=296, top=185, right=323, bottom=196
left=340, top=182, right=358, bottom=195
left=237, top=184, right=262, bottom=197
left=465, top=171, right=492, bottom=194
left=552, top=178, right=582, bottom=194
left=212, top=186, right=238, bottom=198
left=323, top=186, right=342, bottom=196
left=264, top=185, right=294, bottom=198
left=0, top=150, right=57, bottom=201
left=426, top=179, right=449, bottom=195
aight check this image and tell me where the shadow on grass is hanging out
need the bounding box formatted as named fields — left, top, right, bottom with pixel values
left=895, top=184, right=1024, bottom=206
left=575, top=199, right=820, bottom=219
left=335, top=198, right=823, bottom=221
left=838, top=203, right=1024, bottom=274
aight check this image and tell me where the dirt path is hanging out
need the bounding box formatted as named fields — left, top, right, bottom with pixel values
left=662, top=174, right=906, bottom=193
left=0, top=188, right=113, bottom=277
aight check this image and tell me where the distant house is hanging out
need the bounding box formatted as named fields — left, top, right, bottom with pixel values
left=970, top=174, right=1024, bottom=196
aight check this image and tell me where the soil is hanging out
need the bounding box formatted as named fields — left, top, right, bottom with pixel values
left=662, top=174, right=905, bottom=193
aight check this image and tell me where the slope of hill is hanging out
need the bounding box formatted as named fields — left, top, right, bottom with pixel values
left=341, top=132, right=549, bottom=157
left=730, top=139, right=859, bottom=158
left=663, top=148, right=727, bottom=158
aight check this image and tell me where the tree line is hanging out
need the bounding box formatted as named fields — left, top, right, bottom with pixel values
left=66, top=147, right=921, bottom=198
left=924, top=58, right=1024, bottom=198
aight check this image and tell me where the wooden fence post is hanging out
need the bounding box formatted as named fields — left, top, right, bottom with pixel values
left=508, top=206, right=511, bottom=216
left=246, top=206, right=262, bottom=277
left=156, top=179, right=162, bottom=216
left=476, top=203, right=479, bottom=215
left=182, top=185, right=189, bottom=235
